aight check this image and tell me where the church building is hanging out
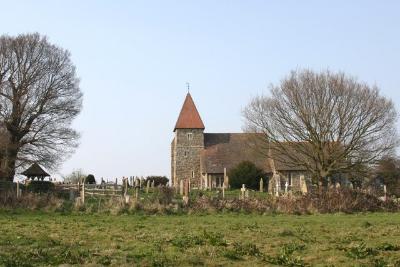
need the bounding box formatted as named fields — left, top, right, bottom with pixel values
left=171, top=93, right=310, bottom=193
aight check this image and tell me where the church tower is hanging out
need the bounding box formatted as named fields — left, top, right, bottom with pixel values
left=171, top=93, right=205, bottom=188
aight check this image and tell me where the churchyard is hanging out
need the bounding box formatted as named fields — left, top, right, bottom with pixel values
left=1, top=178, right=400, bottom=266
left=0, top=211, right=399, bottom=266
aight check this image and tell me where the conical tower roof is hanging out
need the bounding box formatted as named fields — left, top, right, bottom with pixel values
left=174, top=93, right=205, bottom=131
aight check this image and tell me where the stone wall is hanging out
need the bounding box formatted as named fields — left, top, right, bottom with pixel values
left=171, top=128, right=204, bottom=187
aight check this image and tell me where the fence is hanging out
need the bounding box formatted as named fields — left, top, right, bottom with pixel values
left=54, top=183, right=125, bottom=203
left=0, top=179, right=393, bottom=207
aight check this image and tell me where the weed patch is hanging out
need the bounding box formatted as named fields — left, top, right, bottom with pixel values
left=344, top=242, right=377, bottom=259
left=265, top=242, right=306, bottom=267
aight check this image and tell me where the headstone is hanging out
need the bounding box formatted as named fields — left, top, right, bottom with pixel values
left=300, top=175, right=307, bottom=194
left=125, top=195, right=130, bottom=204
left=275, top=181, right=279, bottom=197
left=349, top=182, right=354, bottom=190
left=245, top=189, right=249, bottom=199
left=383, top=184, right=387, bottom=201
left=223, top=168, right=228, bottom=189
left=241, top=184, right=246, bottom=200
left=179, top=180, right=184, bottom=195
left=335, top=182, right=341, bottom=189
left=135, top=178, right=140, bottom=188
left=285, top=181, right=288, bottom=194
left=146, top=179, right=150, bottom=193
left=135, top=187, right=139, bottom=200
left=259, top=178, right=264, bottom=192
left=141, top=176, right=145, bottom=189
left=124, top=177, right=128, bottom=196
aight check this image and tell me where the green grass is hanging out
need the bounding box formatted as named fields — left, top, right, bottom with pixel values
left=0, top=211, right=400, bottom=266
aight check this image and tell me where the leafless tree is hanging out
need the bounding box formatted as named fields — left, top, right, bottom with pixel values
left=63, top=168, right=86, bottom=184
left=0, top=33, right=82, bottom=181
left=243, top=69, right=398, bottom=184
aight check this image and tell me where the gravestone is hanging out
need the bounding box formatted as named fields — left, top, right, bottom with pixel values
left=384, top=184, right=387, bottom=201
left=179, top=180, right=184, bottom=195
left=240, top=184, right=246, bottom=200
left=146, top=180, right=150, bottom=193
left=300, top=175, right=307, bottom=194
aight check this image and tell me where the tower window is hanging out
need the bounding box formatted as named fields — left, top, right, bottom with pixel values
left=187, top=133, right=193, bottom=141
left=192, top=170, right=195, bottom=178
left=184, top=151, right=188, bottom=157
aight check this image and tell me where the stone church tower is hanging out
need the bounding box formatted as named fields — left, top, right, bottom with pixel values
left=171, top=93, right=205, bottom=188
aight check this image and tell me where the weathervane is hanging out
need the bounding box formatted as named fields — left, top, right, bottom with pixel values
left=186, top=82, right=190, bottom=93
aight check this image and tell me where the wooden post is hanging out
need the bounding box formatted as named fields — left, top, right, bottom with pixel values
left=81, top=182, right=85, bottom=204
left=259, top=178, right=263, bottom=192
left=223, top=168, right=227, bottom=189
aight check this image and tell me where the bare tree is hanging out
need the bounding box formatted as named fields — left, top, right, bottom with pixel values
left=0, top=33, right=82, bottom=181
left=243, top=70, right=398, bottom=184
left=63, top=169, right=86, bottom=184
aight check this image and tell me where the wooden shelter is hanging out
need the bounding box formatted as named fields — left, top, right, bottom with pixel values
left=21, top=163, right=50, bottom=181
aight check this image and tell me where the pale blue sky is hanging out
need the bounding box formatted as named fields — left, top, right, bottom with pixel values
left=1, top=1, right=399, bottom=181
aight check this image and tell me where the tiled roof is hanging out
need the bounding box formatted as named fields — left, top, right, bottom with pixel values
left=200, top=133, right=307, bottom=174
left=174, top=93, right=205, bottom=131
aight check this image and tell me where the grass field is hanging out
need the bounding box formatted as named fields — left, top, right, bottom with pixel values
left=1, top=211, right=399, bottom=266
